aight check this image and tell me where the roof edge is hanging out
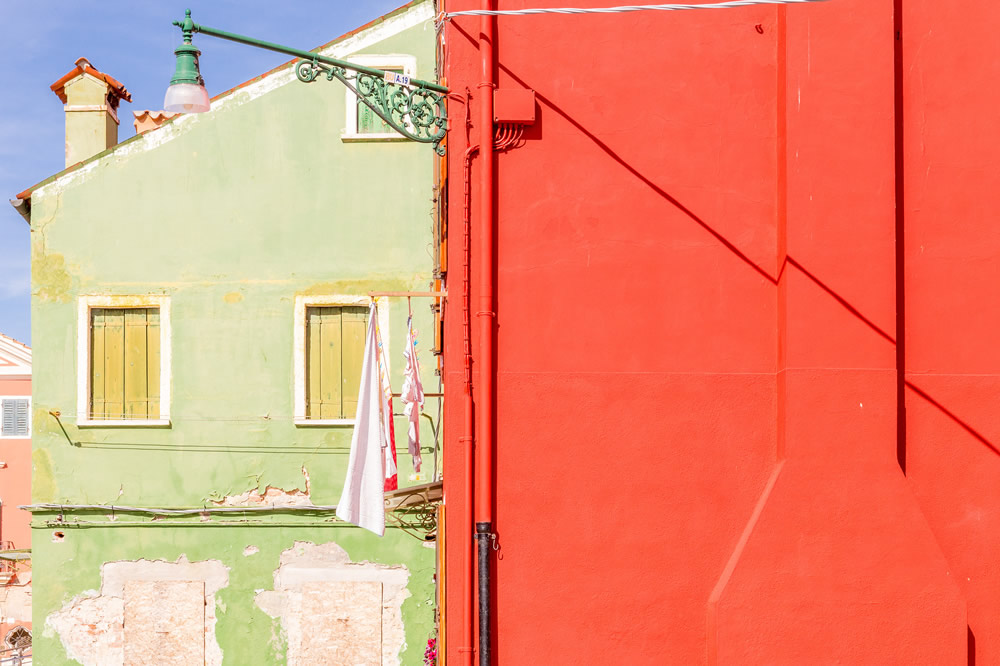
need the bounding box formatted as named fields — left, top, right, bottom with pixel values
left=209, top=0, right=425, bottom=103
left=8, top=198, right=30, bottom=224
left=13, top=0, right=429, bottom=203
left=0, top=333, right=32, bottom=368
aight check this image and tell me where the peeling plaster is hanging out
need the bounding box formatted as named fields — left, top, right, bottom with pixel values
left=255, top=541, right=410, bottom=666
left=0, top=580, right=31, bottom=624
left=211, top=467, right=312, bottom=507
left=211, top=485, right=311, bottom=507
left=47, top=556, right=229, bottom=666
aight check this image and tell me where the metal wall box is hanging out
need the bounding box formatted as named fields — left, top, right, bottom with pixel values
left=494, top=89, right=536, bottom=124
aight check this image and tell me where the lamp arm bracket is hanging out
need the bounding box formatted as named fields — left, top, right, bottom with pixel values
left=173, top=13, right=449, bottom=155
left=296, top=59, right=447, bottom=155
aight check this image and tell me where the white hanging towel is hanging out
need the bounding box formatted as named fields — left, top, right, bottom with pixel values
left=400, top=315, right=425, bottom=472
left=337, top=303, right=387, bottom=536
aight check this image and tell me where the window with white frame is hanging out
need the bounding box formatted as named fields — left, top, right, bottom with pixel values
left=343, top=55, right=418, bottom=140
left=78, top=295, right=171, bottom=426
left=0, top=398, right=30, bottom=437
left=294, top=295, right=388, bottom=425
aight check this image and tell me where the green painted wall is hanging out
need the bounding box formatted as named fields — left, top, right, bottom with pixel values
left=30, top=3, right=440, bottom=663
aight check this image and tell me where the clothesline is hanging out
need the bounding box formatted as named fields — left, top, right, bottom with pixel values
left=369, top=291, right=446, bottom=298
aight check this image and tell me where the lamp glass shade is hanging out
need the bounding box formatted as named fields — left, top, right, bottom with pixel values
left=163, top=83, right=211, bottom=113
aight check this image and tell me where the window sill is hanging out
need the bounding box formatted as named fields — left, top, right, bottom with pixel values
left=77, top=419, right=171, bottom=428
left=341, top=133, right=409, bottom=143
left=294, top=418, right=356, bottom=427
left=0, top=434, right=30, bottom=440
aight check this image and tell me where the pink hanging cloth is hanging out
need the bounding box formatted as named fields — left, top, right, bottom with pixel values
left=400, top=314, right=425, bottom=472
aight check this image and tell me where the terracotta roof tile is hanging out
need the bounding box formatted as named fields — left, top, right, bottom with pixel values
left=133, top=110, right=179, bottom=134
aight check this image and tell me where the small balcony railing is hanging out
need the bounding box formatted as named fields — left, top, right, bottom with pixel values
left=0, top=542, right=29, bottom=585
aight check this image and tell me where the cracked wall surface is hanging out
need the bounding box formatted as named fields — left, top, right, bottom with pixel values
left=255, top=541, right=410, bottom=666
left=123, top=581, right=204, bottom=666
left=0, top=576, right=31, bottom=624
left=46, top=557, right=228, bottom=666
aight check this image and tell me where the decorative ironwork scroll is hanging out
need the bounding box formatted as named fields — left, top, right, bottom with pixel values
left=296, top=59, right=448, bottom=155
left=385, top=490, right=439, bottom=540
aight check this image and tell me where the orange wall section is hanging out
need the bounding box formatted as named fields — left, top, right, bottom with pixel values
left=440, top=0, right=983, bottom=662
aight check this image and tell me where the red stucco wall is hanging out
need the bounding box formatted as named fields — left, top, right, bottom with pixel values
left=442, top=0, right=992, bottom=662
left=900, top=2, right=1000, bottom=663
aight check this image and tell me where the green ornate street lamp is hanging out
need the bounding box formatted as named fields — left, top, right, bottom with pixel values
left=165, top=9, right=449, bottom=154
left=164, top=10, right=210, bottom=113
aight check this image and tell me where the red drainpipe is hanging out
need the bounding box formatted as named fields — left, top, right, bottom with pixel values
left=460, top=141, right=478, bottom=666
left=475, top=1, right=496, bottom=664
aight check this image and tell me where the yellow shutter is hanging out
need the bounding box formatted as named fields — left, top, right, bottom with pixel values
left=306, top=306, right=368, bottom=419
left=147, top=309, right=161, bottom=418
left=103, top=309, right=125, bottom=419
left=307, top=308, right=323, bottom=419
left=91, top=308, right=158, bottom=420
left=124, top=309, right=149, bottom=419
left=341, top=306, right=367, bottom=418
left=91, top=309, right=108, bottom=418
left=307, top=307, right=343, bottom=419
left=319, top=308, right=343, bottom=419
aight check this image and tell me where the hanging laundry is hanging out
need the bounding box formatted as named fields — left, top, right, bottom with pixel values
left=375, top=306, right=399, bottom=492
left=336, top=303, right=388, bottom=536
left=400, top=314, right=424, bottom=472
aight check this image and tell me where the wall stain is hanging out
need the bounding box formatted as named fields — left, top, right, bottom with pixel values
left=224, top=291, right=244, bottom=304
left=298, top=277, right=412, bottom=297
left=32, top=250, right=74, bottom=303
left=33, top=447, right=57, bottom=503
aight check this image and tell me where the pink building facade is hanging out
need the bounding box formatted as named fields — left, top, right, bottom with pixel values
left=0, top=333, right=31, bottom=658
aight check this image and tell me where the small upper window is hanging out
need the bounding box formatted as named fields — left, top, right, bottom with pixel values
left=0, top=398, right=29, bottom=437
left=343, top=55, right=417, bottom=141
left=357, top=67, right=403, bottom=135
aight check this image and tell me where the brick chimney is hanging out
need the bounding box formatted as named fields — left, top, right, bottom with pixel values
left=51, top=58, right=132, bottom=167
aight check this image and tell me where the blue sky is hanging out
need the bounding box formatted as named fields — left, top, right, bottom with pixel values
left=0, top=0, right=408, bottom=346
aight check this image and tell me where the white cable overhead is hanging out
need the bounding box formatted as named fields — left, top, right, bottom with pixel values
left=444, top=0, right=828, bottom=18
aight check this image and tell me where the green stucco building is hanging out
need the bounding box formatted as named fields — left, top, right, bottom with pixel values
left=18, top=2, right=440, bottom=663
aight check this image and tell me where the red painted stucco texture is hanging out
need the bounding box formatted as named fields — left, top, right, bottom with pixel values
left=441, top=0, right=998, bottom=663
